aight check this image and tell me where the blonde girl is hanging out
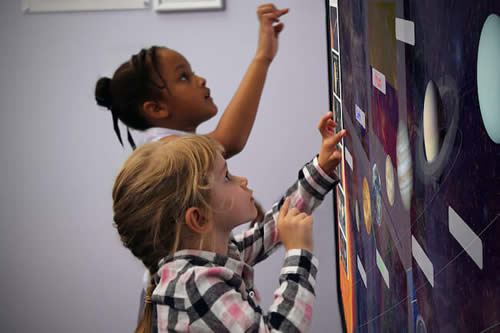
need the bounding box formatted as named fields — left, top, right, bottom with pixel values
left=113, top=113, right=346, bottom=332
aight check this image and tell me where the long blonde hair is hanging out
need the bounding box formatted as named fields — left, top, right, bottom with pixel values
left=112, top=135, right=223, bottom=333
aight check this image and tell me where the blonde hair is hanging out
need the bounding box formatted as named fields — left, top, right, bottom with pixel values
left=112, top=135, right=223, bottom=333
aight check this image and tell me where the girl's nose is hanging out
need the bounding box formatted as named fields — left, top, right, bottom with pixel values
left=197, top=75, right=206, bottom=87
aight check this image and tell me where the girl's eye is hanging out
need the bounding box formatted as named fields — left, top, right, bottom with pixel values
left=180, top=72, right=189, bottom=81
left=225, top=171, right=231, bottom=182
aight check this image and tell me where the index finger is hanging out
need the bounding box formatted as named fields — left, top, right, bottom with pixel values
left=276, top=8, right=289, bottom=17
left=258, top=5, right=289, bottom=16
left=278, top=197, right=291, bottom=219
left=325, top=129, right=347, bottom=147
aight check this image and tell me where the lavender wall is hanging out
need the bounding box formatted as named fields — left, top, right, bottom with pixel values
left=0, top=1, right=341, bottom=331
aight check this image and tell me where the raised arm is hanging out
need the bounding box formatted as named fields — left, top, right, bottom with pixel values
left=231, top=156, right=339, bottom=266
left=231, top=112, right=346, bottom=265
left=208, top=5, right=289, bottom=158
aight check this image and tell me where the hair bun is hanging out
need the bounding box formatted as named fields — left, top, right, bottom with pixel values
left=95, top=77, right=113, bottom=110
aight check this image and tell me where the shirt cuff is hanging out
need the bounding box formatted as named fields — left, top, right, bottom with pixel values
left=312, top=156, right=339, bottom=185
left=280, top=249, right=319, bottom=288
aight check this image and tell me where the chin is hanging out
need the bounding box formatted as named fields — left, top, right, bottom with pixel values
left=251, top=210, right=259, bottom=222
left=203, top=108, right=217, bottom=122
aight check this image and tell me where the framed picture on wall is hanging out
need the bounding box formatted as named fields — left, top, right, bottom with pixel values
left=154, top=0, right=224, bottom=12
left=22, top=0, right=148, bottom=13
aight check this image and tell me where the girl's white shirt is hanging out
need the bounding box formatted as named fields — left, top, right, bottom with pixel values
left=135, top=127, right=191, bottom=147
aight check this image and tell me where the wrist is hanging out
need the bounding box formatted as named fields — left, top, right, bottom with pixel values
left=253, top=53, right=272, bottom=67
left=318, top=154, right=335, bottom=176
left=313, top=156, right=339, bottom=187
left=284, top=245, right=313, bottom=253
left=281, top=249, right=319, bottom=282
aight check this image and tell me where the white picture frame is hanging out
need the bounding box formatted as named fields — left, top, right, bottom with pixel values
left=22, top=0, right=149, bottom=13
left=153, top=0, right=224, bottom=12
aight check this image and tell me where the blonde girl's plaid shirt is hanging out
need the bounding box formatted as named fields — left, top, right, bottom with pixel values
left=152, top=156, right=339, bottom=332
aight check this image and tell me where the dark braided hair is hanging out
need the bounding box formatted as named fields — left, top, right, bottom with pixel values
left=95, top=46, right=169, bottom=147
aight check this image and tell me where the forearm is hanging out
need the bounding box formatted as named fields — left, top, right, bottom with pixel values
left=210, top=56, right=271, bottom=158
left=232, top=208, right=281, bottom=266
left=286, top=156, right=339, bottom=216
left=267, top=249, right=319, bottom=332
left=234, top=157, right=338, bottom=265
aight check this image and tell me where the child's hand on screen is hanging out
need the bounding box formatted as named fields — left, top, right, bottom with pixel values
left=317, top=112, right=346, bottom=175
left=277, top=198, right=314, bottom=252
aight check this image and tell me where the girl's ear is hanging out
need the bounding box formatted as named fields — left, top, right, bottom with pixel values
left=142, top=100, right=169, bottom=120
left=185, top=207, right=209, bottom=234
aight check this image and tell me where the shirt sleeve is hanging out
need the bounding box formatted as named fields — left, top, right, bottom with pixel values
left=231, top=156, right=339, bottom=266
left=179, top=249, right=319, bottom=333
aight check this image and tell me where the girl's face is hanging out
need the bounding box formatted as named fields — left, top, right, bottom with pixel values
left=157, top=48, right=218, bottom=128
left=209, top=153, right=257, bottom=232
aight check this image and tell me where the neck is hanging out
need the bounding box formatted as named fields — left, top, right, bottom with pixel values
left=180, top=229, right=232, bottom=256
left=212, top=229, right=232, bottom=256
left=152, top=118, right=198, bottom=133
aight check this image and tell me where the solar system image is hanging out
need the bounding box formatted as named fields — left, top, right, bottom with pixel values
left=326, top=0, right=500, bottom=332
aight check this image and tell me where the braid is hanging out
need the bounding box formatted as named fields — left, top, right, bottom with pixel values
left=94, top=46, right=170, bottom=133
left=150, top=46, right=168, bottom=90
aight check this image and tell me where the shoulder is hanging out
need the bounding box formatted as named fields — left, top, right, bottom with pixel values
left=153, top=259, right=243, bottom=307
left=158, top=135, right=180, bottom=143
left=155, top=255, right=242, bottom=292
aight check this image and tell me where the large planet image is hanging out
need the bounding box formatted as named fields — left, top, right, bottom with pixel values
left=477, top=14, right=500, bottom=144
left=397, top=120, right=413, bottom=210
left=423, top=80, right=441, bottom=162
left=363, top=177, right=372, bottom=234
left=415, top=74, right=461, bottom=185
left=385, top=155, right=395, bottom=206
left=372, top=164, right=382, bottom=226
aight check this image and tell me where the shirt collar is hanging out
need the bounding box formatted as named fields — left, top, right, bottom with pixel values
left=158, top=246, right=245, bottom=276
left=135, top=127, right=193, bottom=146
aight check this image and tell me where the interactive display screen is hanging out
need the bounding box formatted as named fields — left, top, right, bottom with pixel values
left=326, top=1, right=500, bottom=332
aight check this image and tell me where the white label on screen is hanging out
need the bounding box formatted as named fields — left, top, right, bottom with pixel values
left=345, top=146, right=353, bottom=170
left=449, top=206, right=483, bottom=269
left=412, top=236, right=434, bottom=287
left=357, top=256, right=367, bottom=288
left=395, top=18, right=415, bottom=45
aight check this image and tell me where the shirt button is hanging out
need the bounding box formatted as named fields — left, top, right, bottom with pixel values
left=248, top=291, right=255, bottom=298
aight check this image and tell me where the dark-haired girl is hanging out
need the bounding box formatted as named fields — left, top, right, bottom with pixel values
left=95, top=4, right=288, bottom=157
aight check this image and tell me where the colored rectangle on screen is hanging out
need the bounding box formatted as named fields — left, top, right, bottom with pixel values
left=376, top=249, right=390, bottom=289
left=355, top=104, right=366, bottom=129
left=372, top=67, right=386, bottom=94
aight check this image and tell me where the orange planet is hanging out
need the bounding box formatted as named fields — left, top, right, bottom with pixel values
left=363, top=177, right=372, bottom=234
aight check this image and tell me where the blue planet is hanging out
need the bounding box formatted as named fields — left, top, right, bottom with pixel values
left=477, top=14, right=500, bottom=144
